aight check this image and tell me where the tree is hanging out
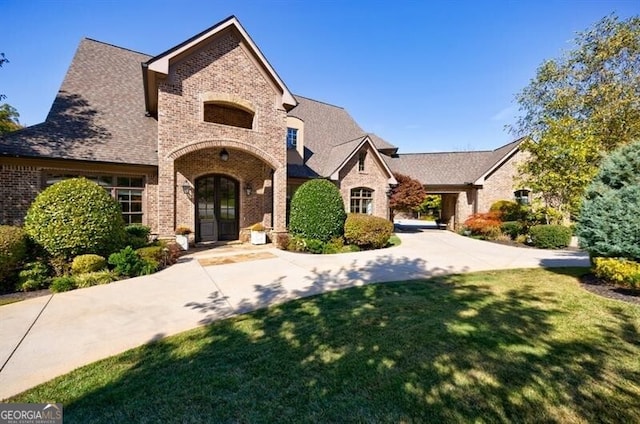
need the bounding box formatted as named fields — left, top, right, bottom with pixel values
left=0, top=103, right=21, bottom=134
left=389, top=173, right=426, bottom=214
left=416, top=194, right=441, bottom=218
left=577, top=141, right=640, bottom=261
left=511, top=14, right=640, bottom=219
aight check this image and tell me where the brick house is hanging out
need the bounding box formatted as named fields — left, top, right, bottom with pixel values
left=0, top=16, right=527, bottom=240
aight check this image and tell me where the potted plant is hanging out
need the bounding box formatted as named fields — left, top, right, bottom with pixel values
left=175, top=226, right=192, bottom=250
left=250, top=222, right=267, bottom=245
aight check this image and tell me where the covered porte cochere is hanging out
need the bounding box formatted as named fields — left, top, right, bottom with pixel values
left=157, top=141, right=287, bottom=243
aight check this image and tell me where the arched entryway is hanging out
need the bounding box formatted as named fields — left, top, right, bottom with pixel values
left=195, top=174, right=239, bottom=241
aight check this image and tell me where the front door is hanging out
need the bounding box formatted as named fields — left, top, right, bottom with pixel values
left=195, top=175, right=239, bottom=241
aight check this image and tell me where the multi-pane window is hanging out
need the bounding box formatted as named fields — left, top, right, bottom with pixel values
left=514, top=189, right=530, bottom=205
left=350, top=187, right=373, bottom=214
left=45, top=173, right=145, bottom=224
left=286, top=127, right=298, bottom=150
left=358, top=151, right=367, bottom=172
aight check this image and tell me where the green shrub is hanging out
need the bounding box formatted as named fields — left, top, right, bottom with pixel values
left=74, top=270, right=117, bottom=288
left=322, top=237, right=345, bottom=254
left=593, top=257, right=640, bottom=289
left=108, top=246, right=147, bottom=277
left=0, top=226, right=28, bottom=286
left=463, top=212, right=502, bottom=239
left=577, top=141, right=640, bottom=261
left=286, top=236, right=307, bottom=252
left=289, top=179, right=346, bottom=242
left=24, top=178, right=126, bottom=259
left=501, top=221, right=524, bottom=240
left=71, top=254, right=107, bottom=275
left=17, top=262, right=50, bottom=292
left=136, top=245, right=165, bottom=263
left=489, top=200, right=531, bottom=222
left=529, top=225, right=572, bottom=249
left=344, top=214, right=394, bottom=249
left=125, top=224, right=151, bottom=249
left=304, top=239, right=326, bottom=254
left=48, top=256, right=71, bottom=277
left=50, top=276, right=77, bottom=293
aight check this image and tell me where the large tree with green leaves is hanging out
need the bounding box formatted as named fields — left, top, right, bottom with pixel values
left=511, top=14, right=640, bottom=219
left=0, top=103, right=21, bottom=134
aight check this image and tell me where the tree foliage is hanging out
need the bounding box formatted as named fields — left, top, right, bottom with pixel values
left=0, top=103, right=21, bottom=134
left=577, top=141, right=640, bottom=261
left=389, top=173, right=426, bottom=213
left=511, top=14, right=640, bottom=218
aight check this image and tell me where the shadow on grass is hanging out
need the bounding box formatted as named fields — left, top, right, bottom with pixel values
left=15, top=267, right=640, bottom=423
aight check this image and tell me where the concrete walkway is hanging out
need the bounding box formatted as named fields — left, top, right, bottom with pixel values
left=0, top=230, right=589, bottom=400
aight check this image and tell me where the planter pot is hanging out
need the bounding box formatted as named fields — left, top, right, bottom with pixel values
left=176, top=234, right=189, bottom=251
left=251, top=230, right=266, bottom=245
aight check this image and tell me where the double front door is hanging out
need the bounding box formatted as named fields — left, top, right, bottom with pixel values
left=195, top=175, right=239, bottom=241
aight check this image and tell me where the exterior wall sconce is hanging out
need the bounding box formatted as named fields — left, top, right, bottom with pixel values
left=245, top=183, right=253, bottom=196
left=181, top=180, right=192, bottom=194
left=220, top=148, right=229, bottom=161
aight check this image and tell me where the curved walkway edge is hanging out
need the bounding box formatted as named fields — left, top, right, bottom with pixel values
left=0, top=230, right=589, bottom=400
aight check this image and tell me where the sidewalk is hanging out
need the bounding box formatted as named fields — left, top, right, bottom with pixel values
left=0, top=230, right=589, bottom=400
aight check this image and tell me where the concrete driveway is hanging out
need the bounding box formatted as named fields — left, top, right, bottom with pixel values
left=0, top=229, right=589, bottom=400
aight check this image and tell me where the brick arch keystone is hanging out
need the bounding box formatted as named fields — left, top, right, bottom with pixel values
left=167, top=139, right=283, bottom=169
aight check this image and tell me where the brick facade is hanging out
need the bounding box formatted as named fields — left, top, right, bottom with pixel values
left=0, top=164, right=40, bottom=226
left=338, top=144, right=390, bottom=218
left=155, top=29, right=287, bottom=238
left=477, top=149, right=528, bottom=213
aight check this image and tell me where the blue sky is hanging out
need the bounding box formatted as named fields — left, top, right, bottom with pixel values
left=2, top=0, right=638, bottom=152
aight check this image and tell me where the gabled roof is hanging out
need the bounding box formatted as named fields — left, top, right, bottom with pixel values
left=0, top=39, right=158, bottom=165
left=287, top=95, right=397, bottom=177
left=143, top=16, right=296, bottom=116
left=386, top=138, right=525, bottom=186
left=326, top=136, right=397, bottom=184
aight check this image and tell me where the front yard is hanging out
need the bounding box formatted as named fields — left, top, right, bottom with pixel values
left=11, top=268, right=640, bottom=423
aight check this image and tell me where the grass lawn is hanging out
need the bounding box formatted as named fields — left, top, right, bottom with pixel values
left=11, top=268, right=640, bottom=423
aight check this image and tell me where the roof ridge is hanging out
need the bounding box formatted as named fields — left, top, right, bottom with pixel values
left=396, top=150, right=492, bottom=156
left=83, top=37, right=151, bottom=57
left=293, top=94, right=345, bottom=110
left=332, top=135, right=367, bottom=147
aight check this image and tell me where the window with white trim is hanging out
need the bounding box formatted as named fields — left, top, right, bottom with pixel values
left=350, top=187, right=373, bottom=214
left=358, top=151, right=367, bottom=172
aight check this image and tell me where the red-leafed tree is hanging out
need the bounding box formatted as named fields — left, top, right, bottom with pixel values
left=389, top=173, right=426, bottom=214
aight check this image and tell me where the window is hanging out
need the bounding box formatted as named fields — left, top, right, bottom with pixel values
left=514, top=189, right=530, bottom=205
left=350, top=187, right=373, bottom=214
left=358, top=151, right=367, bottom=172
left=287, top=127, right=298, bottom=150
left=204, top=102, right=253, bottom=129
left=45, top=173, right=145, bottom=224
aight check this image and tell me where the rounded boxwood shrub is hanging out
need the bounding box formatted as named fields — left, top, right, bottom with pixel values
left=289, top=179, right=346, bottom=242
left=0, top=225, right=28, bottom=287
left=25, top=178, right=126, bottom=259
left=529, top=225, right=572, bottom=249
left=71, top=254, right=107, bottom=275
left=344, top=213, right=394, bottom=249
left=577, top=141, right=640, bottom=261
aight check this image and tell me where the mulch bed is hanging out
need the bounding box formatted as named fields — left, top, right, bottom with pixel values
left=580, top=273, right=640, bottom=305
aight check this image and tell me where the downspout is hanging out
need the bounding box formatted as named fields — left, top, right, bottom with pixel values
left=271, top=169, right=275, bottom=229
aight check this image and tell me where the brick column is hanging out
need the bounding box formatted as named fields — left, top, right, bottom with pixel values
left=157, top=158, right=175, bottom=237
left=272, top=166, right=287, bottom=233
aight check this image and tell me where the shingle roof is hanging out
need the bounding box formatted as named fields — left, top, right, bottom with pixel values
left=287, top=95, right=397, bottom=176
left=0, top=38, right=158, bottom=165
left=386, top=138, right=524, bottom=186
